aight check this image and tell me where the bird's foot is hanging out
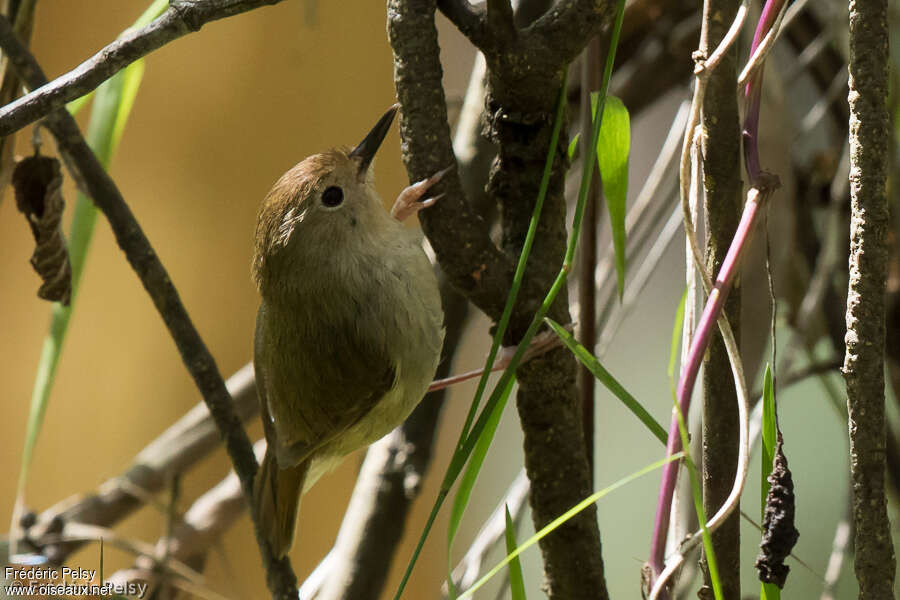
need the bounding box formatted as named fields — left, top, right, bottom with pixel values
left=391, top=166, right=453, bottom=222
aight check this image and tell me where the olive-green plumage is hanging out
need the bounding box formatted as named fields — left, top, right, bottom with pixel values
left=251, top=107, right=444, bottom=558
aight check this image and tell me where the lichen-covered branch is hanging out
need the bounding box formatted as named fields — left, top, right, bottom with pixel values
left=843, top=0, right=896, bottom=596
left=388, top=0, right=514, bottom=321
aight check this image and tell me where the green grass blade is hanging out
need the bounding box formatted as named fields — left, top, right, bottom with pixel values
left=760, top=365, right=781, bottom=600
left=447, top=377, right=515, bottom=567
left=504, top=506, right=527, bottom=600
left=112, top=60, right=146, bottom=151
left=567, top=133, right=580, bottom=160
left=458, top=452, right=683, bottom=599
left=447, top=376, right=515, bottom=541
left=593, top=94, right=630, bottom=299
left=132, top=0, right=169, bottom=29
left=545, top=318, right=667, bottom=444
left=66, top=92, right=93, bottom=115
left=667, top=287, right=688, bottom=392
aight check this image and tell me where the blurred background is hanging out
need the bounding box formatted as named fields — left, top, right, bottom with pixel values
left=0, top=1, right=883, bottom=598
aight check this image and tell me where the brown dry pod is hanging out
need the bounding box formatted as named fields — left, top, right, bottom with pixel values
left=756, top=432, right=799, bottom=588
left=13, top=154, right=72, bottom=305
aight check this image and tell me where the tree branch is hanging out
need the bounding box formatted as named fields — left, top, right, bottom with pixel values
left=0, top=0, right=286, bottom=137
left=390, top=1, right=609, bottom=597
left=388, top=0, right=515, bottom=322
left=0, top=18, right=296, bottom=599
left=525, top=0, right=616, bottom=65
left=698, top=0, right=744, bottom=594
left=843, top=0, right=896, bottom=595
left=436, top=0, right=490, bottom=52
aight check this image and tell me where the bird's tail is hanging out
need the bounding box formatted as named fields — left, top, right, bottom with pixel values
left=254, top=448, right=308, bottom=558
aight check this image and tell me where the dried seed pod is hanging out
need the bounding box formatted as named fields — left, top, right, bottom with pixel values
left=13, top=154, right=72, bottom=305
left=755, top=432, right=800, bottom=588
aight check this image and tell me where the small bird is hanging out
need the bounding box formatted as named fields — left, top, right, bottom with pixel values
left=251, top=105, right=446, bottom=558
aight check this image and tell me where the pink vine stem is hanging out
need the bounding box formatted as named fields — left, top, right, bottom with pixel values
left=647, top=0, right=785, bottom=593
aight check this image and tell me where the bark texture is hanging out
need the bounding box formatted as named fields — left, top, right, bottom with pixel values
left=844, top=0, right=896, bottom=596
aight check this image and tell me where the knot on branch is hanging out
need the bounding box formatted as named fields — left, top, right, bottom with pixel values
left=692, top=50, right=708, bottom=76
left=169, top=1, right=205, bottom=32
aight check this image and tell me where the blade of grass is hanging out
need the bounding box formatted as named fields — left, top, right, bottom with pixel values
left=458, top=452, right=683, bottom=599
left=667, top=288, right=688, bottom=394
left=11, top=0, right=164, bottom=554
left=567, top=133, right=580, bottom=160
left=759, top=365, right=781, bottom=600
left=593, top=94, right=630, bottom=299
left=446, top=376, right=515, bottom=598
left=545, top=317, right=667, bottom=444
left=504, top=506, right=527, bottom=600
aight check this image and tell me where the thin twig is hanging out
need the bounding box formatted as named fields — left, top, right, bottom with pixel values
left=107, top=441, right=267, bottom=599
left=0, top=0, right=286, bottom=136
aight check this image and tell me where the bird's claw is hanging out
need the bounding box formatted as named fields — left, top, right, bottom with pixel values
left=391, top=165, right=454, bottom=221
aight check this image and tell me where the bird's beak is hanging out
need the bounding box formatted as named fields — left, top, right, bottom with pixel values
left=349, top=104, right=399, bottom=176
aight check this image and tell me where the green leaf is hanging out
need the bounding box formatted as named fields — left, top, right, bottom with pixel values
left=131, top=0, right=168, bottom=29
left=458, top=452, right=682, bottom=599
left=111, top=60, right=146, bottom=153
left=504, top=506, right=527, bottom=600
left=592, top=94, right=630, bottom=299
left=545, top=318, right=667, bottom=444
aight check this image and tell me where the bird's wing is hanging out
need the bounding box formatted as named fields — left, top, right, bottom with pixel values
left=255, top=304, right=396, bottom=468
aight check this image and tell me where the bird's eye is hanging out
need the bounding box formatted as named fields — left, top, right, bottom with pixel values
left=321, top=186, right=344, bottom=207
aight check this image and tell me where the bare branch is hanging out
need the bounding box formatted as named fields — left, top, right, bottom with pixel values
left=0, top=0, right=286, bottom=137
left=388, top=0, right=515, bottom=321
left=525, top=0, right=616, bottom=65
left=436, top=0, right=490, bottom=51
left=0, top=18, right=297, bottom=599
left=486, top=0, right=516, bottom=42
left=843, top=0, right=896, bottom=594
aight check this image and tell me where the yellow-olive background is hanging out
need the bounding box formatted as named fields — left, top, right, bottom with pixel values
left=0, top=1, right=872, bottom=599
